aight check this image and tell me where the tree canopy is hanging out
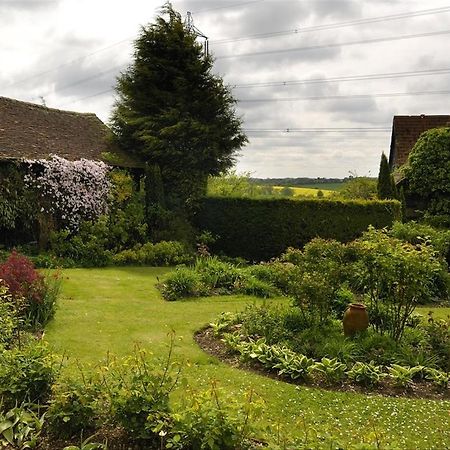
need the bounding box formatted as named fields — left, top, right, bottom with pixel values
left=110, top=3, right=247, bottom=210
left=404, top=127, right=450, bottom=216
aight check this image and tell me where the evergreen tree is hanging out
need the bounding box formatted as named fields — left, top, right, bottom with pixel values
left=377, top=153, right=394, bottom=199
left=399, top=186, right=406, bottom=220
left=144, top=163, right=166, bottom=235
left=111, top=3, right=247, bottom=214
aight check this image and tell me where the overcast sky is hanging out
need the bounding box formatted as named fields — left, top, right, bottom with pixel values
left=1, top=0, right=450, bottom=178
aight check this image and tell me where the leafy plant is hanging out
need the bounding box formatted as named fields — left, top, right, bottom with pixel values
left=62, top=434, right=107, bottom=450
left=387, top=364, right=424, bottom=388
left=310, top=357, right=347, bottom=384
left=425, top=368, right=450, bottom=390
left=0, top=251, right=60, bottom=329
left=352, top=227, right=444, bottom=341
left=0, top=405, right=45, bottom=449
left=160, top=267, right=204, bottom=301
left=47, top=371, right=103, bottom=438
left=210, top=312, right=238, bottom=336
left=0, top=341, right=58, bottom=408
left=167, top=383, right=261, bottom=450
left=346, top=361, right=385, bottom=386
left=272, top=352, right=314, bottom=381
left=0, top=284, right=20, bottom=347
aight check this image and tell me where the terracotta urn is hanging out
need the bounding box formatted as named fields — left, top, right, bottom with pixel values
left=343, top=303, right=369, bottom=337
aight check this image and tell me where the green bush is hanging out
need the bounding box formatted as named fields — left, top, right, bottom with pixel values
left=0, top=341, right=58, bottom=408
left=49, top=223, right=112, bottom=268
left=352, top=227, right=446, bottom=340
left=160, top=256, right=279, bottom=301
left=47, top=373, right=103, bottom=438
left=390, top=221, right=450, bottom=267
left=196, top=196, right=401, bottom=260
left=0, top=285, right=20, bottom=347
left=160, top=267, right=205, bottom=301
left=168, top=385, right=259, bottom=450
left=236, top=276, right=278, bottom=298
left=404, top=127, right=450, bottom=216
left=112, top=241, right=192, bottom=266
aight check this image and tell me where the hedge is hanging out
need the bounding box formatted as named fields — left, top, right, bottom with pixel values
left=195, top=197, right=401, bottom=261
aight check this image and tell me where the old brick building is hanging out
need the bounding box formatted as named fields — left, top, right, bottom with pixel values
left=388, top=115, right=450, bottom=169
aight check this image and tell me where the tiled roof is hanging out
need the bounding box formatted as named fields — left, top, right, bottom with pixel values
left=389, top=115, right=450, bottom=168
left=0, top=96, right=142, bottom=168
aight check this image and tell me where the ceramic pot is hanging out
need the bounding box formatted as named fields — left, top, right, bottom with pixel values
left=343, top=303, right=369, bottom=337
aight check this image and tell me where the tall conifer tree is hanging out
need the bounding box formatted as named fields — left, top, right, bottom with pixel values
left=111, top=3, right=247, bottom=214
left=377, top=153, right=394, bottom=199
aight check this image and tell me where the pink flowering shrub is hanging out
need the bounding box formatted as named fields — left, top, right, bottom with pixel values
left=24, top=155, right=111, bottom=230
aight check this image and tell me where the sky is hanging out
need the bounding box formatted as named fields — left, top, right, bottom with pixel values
left=1, top=0, right=450, bottom=178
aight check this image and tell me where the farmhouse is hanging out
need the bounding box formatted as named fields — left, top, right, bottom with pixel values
left=0, top=95, right=141, bottom=168
left=388, top=114, right=450, bottom=169
left=0, top=96, right=144, bottom=246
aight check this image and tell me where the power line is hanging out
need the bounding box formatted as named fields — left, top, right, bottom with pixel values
left=230, top=67, right=450, bottom=89
left=244, top=127, right=391, bottom=133
left=5, top=39, right=132, bottom=89
left=6, top=5, right=450, bottom=90
left=59, top=88, right=114, bottom=108
left=33, top=63, right=125, bottom=103
left=216, top=29, right=450, bottom=60
left=193, top=0, right=265, bottom=15
left=211, top=5, right=450, bottom=45
left=238, top=89, right=450, bottom=103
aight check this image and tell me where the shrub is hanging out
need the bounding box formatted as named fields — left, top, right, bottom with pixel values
left=112, top=241, right=192, bottom=266
left=352, top=227, right=445, bottom=341
left=160, top=267, right=204, bottom=301
left=236, top=276, right=278, bottom=298
left=239, top=305, right=298, bottom=344
left=403, top=127, right=450, bottom=216
left=49, top=222, right=111, bottom=268
left=168, top=385, right=260, bottom=450
left=0, top=251, right=60, bottom=329
left=0, top=285, right=20, bottom=347
left=196, top=196, right=401, bottom=260
left=0, top=250, right=45, bottom=304
left=47, top=372, right=103, bottom=438
left=24, top=155, right=110, bottom=232
left=0, top=341, right=58, bottom=408
left=108, top=350, right=176, bottom=443
left=424, top=314, right=450, bottom=371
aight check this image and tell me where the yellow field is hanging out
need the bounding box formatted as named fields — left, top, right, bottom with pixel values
left=272, top=185, right=334, bottom=197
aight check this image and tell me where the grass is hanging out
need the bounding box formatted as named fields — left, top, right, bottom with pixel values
left=45, top=267, right=450, bottom=448
left=272, top=185, right=334, bottom=197
left=417, top=306, right=450, bottom=320
left=295, top=182, right=344, bottom=191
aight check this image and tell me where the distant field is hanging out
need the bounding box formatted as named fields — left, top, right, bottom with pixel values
left=273, top=185, right=335, bottom=197
left=295, top=182, right=344, bottom=191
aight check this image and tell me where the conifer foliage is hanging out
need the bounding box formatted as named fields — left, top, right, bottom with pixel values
left=377, top=153, right=394, bottom=200
left=110, top=3, right=247, bottom=214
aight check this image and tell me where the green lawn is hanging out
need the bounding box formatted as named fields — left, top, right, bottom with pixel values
left=46, top=267, right=450, bottom=449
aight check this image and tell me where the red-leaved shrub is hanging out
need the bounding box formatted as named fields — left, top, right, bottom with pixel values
left=0, top=250, right=45, bottom=304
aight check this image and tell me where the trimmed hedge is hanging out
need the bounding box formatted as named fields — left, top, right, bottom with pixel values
left=195, top=197, right=401, bottom=261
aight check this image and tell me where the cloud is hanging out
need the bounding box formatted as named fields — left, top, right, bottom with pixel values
left=0, top=0, right=60, bottom=11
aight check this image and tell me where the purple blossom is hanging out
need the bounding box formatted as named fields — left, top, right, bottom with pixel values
left=24, top=155, right=111, bottom=230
